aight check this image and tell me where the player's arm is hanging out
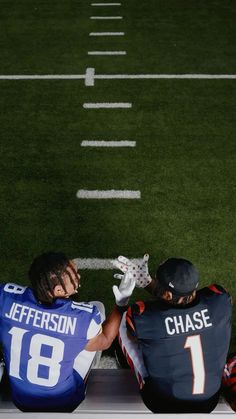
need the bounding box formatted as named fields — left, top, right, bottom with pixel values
left=207, top=284, right=233, bottom=304
left=85, top=272, right=135, bottom=351
left=85, top=305, right=124, bottom=351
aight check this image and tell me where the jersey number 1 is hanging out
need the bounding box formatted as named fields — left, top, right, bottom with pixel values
left=184, top=335, right=205, bottom=395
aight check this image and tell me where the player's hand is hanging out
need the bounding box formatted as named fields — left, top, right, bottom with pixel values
left=112, top=271, right=136, bottom=306
left=112, top=254, right=152, bottom=288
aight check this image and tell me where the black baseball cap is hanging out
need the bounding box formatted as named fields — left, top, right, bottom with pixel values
left=156, top=258, right=199, bottom=296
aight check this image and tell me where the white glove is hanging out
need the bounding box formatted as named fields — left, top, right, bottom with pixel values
left=112, top=254, right=152, bottom=288
left=112, top=271, right=136, bottom=306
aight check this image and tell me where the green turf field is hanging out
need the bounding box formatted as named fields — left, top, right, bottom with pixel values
left=0, top=0, right=235, bottom=350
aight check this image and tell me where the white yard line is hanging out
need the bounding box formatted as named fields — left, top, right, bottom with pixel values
left=91, top=3, right=121, bottom=5
left=0, top=75, right=86, bottom=80
left=76, top=190, right=141, bottom=199
left=90, top=16, right=123, bottom=19
left=89, top=32, right=125, bottom=36
left=83, top=102, right=132, bottom=108
left=81, top=140, right=136, bottom=147
left=87, top=51, right=127, bottom=55
left=74, top=258, right=141, bottom=269
left=95, top=74, right=236, bottom=80
left=1, top=73, right=236, bottom=81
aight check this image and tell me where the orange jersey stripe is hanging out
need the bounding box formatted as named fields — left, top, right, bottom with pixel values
left=127, top=306, right=132, bottom=317
left=126, top=314, right=136, bottom=332
left=208, top=284, right=223, bottom=294
left=136, top=301, right=145, bottom=314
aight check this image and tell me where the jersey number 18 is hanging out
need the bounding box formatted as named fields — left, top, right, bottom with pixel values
left=8, top=326, right=64, bottom=386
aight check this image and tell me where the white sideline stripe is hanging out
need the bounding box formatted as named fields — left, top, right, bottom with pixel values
left=95, top=74, right=236, bottom=80
left=74, top=258, right=141, bottom=270
left=91, top=3, right=121, bottom=5
left=0, top=75, right=86, bottom=80
left=83, top=102, right=132, bottom=108
left=81, top=140, right=136, bottom=147
left=76, top=190, right=141, bottom=199
left=89, top=32, right=125, bottom=36
left=90, top=16, right=123, bottom=19
left=85, top=67, right=95, bottom=86
left=88, top=51, right=126, bottom=55
left=1, top=74, right=236, bottom=80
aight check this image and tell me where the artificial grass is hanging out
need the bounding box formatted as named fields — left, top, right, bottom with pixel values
left=0, top=79, right=235, bottom=350
left=0, top=0, right=235, bottom=351
left=0, top=0, right=235, bottom=74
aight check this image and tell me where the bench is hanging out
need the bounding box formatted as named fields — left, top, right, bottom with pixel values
left=0, top=369, right=234, bottom=418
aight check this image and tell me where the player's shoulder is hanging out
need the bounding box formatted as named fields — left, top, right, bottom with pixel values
left=199, top=283, right=232, bottom=305
left=70, top=301, right=94, bottom=312
left=129, top=300, right=146, bottom=316
left=129, top=299, right=162, bottom=317
left=0, top=282, right=28, bottom=296
left=201, top=283, right=230, bottom=296
left=69, top=301, right=101, bottom=320
left=207, top=283, right=229, bottom=294
left=69, top=302, right=102, bottom=339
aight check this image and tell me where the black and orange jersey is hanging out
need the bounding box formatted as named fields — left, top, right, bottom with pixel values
left=126, top=284, right=232, bottom=403
left=222, top=352, right=236, bottom=399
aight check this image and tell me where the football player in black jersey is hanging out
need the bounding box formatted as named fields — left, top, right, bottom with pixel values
left=113, top=256, right=232, bottom=413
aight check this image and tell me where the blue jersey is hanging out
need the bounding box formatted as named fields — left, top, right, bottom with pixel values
left=126, top=284, right=232, bottom=404
left=0, top=283, right=102, bottom=411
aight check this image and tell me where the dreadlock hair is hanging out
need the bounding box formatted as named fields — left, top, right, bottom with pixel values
left=153, top=279, right=196, bottom=306
left=28, top=252, right=75, bottom=304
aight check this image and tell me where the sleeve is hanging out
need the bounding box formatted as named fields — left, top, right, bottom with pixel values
left=0, top=284, right=4, bottom=317
left=86, top=305, right=103, bottom=340
left=0, top=284, right=10, bottom=317
left=207, top=284, right=233, bottom=304
left=125, top=301, right=145, bottom=337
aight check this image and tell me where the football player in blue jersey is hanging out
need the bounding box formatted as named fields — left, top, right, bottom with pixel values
left=112, top=255, right=233, bottom=413
left=0, top=251, right=135, bottom=412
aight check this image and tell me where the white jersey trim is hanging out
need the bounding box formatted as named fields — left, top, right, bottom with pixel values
left=87, top=318, right=102, bottom=340
left=71, top=302, right=93, bottom=313
left=73, top=349, right=96, bottom=379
